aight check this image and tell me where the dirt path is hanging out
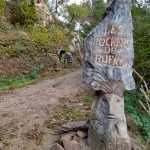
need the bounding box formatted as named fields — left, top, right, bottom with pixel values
left=0, top=69, right=88, bottom=149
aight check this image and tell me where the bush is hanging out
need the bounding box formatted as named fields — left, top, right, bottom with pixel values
left=125, top=90, right=150, bottom=140
left=0, top=0, right=5, bottom=17
left=27, top=26, right=67, bottom=47
left=0, top=77, right=35, bottom=92
left=28, top=27, right=51, bottom=45
left=10, top=1, right=37, bottom=25
left=132, top=6, right=150, bottom=82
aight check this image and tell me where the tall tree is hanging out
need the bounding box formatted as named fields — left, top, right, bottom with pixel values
left=65, top=4, right=90, bottom=29
left=131, top=2, right=150, bottom=81
left=91, top=0, right=105, bottom=24
left=48, top=0, right=67, bottom=14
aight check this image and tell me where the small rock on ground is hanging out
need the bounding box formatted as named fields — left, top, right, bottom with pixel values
left=58, top=121, right=89, bottom=134
left=0, top=143, right=4, bottom=150
left=60, top=132, right=76, bottom=142
left=63, top=139, right=82, bottom=150
left=52, top=143, right=64, bottom=150
left=76, top=130, right=87, bottom=139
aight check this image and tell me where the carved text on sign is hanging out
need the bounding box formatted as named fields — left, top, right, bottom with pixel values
left=93, top=24, right=132, bottom=67
left=95, top=54, right=128, bottom=67
left=93, top=37, right=131, bottom=49
left=105, top=25, right=124, bottom=35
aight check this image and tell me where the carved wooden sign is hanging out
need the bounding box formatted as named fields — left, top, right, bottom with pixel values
left=84, top=0, right=135, bottom=91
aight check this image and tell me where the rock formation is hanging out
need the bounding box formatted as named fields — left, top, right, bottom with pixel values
left=34, top=0, right=54, bottom=27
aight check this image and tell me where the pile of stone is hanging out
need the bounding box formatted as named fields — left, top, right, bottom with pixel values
left=52, top=120, right=142, bottom=150
left=52, top=121, right=90, bottom=150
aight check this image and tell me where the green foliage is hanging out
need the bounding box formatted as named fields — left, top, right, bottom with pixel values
left=11, top=40, right=26, bottom=57
left=0, top=24, right=69, bottom=57
left=0, top=30, right=32, bottom=57
left=125, top=90, right=150, bottom=140
left=29, top=68, right=38, bottom=79
left=29, top=64, right=45, bottom=79
left=66, top=4, right=90, bottom=29
left=132, top=6, right=150, bottom=81
left=91, top=0, right=106, bottom=24
left=10, top=1, right=37, bottom=25
left=0, top=21, right=13, bottom=31
left=0, top=0, right=5, bottom=16
left=0, top=77, right=36, bottom=92
left=78, top=0, right=106, bottom=37
left=28, top=26, right=67, bottom=46
left=43, top=0, right=48, bottom=3
left=135, top=133, right=149, bottom=150
left=28, top=27, right=51, bottom=45
left=0, top=68, right=73, bottom=92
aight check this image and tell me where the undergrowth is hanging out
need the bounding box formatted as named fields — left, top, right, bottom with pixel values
left=0, top=68, right=75, bottom=92
left=26, top=26, right=68, bottom=47
left=125, top=90, right=150, bottom=140
left=0, top=21, right=72, bottom=91
left=0, top=77, right=37, bottom=92
left=9, top=1, right=37, bottom=25
left=45, top=106, right=85, bottom=129
left=0, top=0, right=4, bottom=16
left=0, top=24, right=69, bottom=58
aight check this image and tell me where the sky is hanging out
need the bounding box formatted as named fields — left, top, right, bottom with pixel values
left=68, top=0, right=83, bottom=5
left=48, top=0, right=85, bottom=6
left=48, top=0, right=84, bottom=23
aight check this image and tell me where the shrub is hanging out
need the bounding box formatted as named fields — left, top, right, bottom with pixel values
left=27, top=26, right=67, bottom=47
left=10, top=1, right=37, bottom=25
left=28, top=27, right=51, bottom=45
left=125, top=90, right=150, bottom=140
left=0, top=0, right=5, bottom=17
left=132, top=6, right=150, bottom=82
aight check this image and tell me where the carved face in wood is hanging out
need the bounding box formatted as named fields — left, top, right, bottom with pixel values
left=104, top=94, right=125, bottom=120
left=91, top=81, right=128, bottom=138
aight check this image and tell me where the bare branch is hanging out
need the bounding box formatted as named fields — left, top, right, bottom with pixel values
left=133, top=69, right=149, bottom=92
left=139, top=100, right=150, bottom=116
left=134, top=69, right=150, bottom=116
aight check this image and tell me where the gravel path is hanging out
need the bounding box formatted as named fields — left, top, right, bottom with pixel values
left=0, top=69, right=87, bottom=133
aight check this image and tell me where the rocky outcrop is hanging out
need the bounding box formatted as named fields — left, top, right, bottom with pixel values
left=34, top=0, right=54, bottom=27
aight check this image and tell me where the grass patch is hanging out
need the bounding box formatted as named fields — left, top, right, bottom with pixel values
left=45, top=106, right=85, bottom=129
left=77, top=90, right=93, bottom=105
left=44, top=90, right=93, bottom=133
left=135, top=133, right=149, bottom=150
left=0, top=68, right=77, bottom=92
left=0, top=77, right=37, bottom=92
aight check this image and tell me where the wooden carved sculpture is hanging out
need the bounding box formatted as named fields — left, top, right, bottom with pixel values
left=88, top=81, right=130, bottom=150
